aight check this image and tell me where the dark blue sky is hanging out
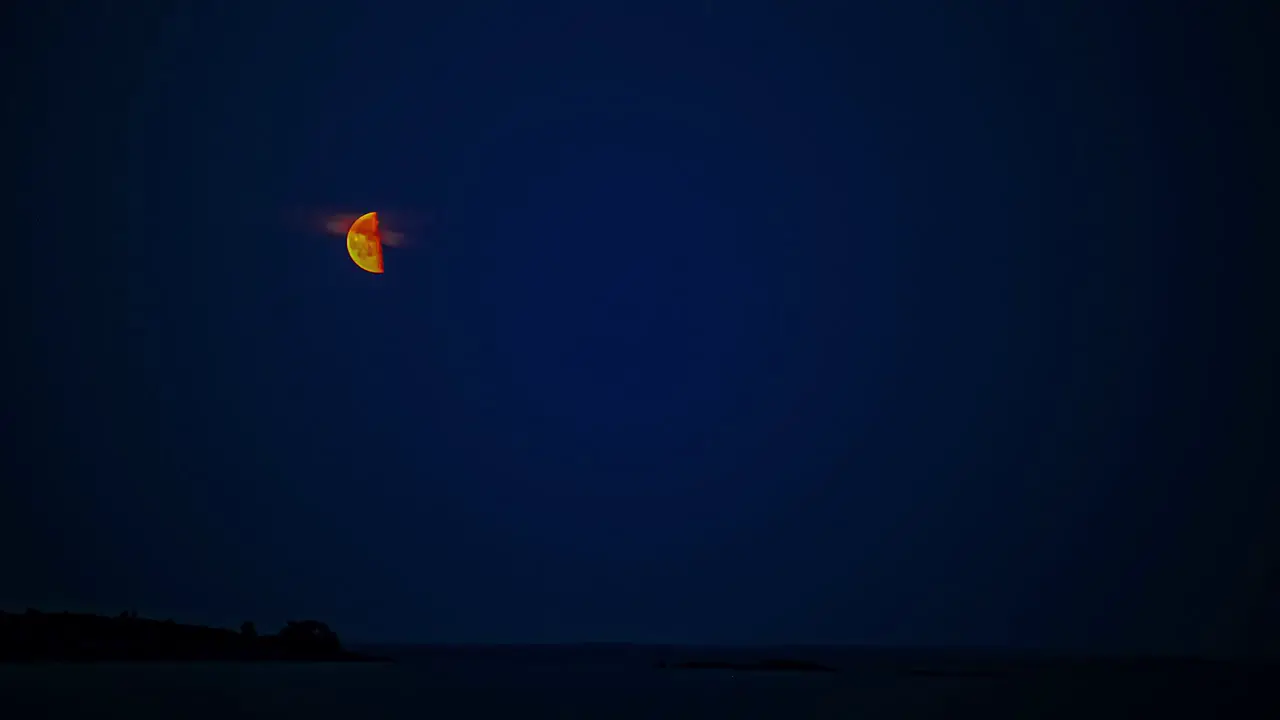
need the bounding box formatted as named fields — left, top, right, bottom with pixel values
left=6, top=2, right=1276, bottom=654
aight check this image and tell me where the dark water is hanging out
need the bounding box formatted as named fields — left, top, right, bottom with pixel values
left=3, top=646, right=1276, bottom=718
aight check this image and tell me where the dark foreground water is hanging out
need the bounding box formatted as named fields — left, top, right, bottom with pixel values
left=3, top=645, right=1276, bottom=718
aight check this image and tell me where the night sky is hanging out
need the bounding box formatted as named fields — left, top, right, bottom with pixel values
left=6, top=2, right=1276, bottom=655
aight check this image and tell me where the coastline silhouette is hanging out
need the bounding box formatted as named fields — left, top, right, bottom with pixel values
left=0, top=609, right=391, bottom=663
left=657, top=657, right=838, bottom=673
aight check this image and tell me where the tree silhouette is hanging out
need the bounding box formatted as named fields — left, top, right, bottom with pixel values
left=0, top=610, right=385, bottom=662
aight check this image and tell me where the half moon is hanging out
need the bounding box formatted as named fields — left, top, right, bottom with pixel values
left=346, top=211, right=385, bottom=274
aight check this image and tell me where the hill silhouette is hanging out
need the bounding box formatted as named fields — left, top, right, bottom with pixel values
left=0, top=609, right=391, bottom=663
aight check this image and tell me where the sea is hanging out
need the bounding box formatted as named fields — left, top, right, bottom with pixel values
left=2, top=644, right=1276, bottom=718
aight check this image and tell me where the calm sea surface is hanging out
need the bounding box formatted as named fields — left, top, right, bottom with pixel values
left=2, top=646, right=1274, bottom=718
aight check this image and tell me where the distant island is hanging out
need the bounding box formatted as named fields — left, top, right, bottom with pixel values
left=658, top=658, right=837, bottom=673
left=0, top=609, right=391, bottom=663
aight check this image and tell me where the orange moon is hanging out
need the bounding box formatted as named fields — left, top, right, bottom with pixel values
left=346, top=211, right=384, bottom=274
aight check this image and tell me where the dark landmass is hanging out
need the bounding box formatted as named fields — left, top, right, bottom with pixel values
left=658, top=658, right=838, bottom=673
left=0, top=609, right=392, bottom=663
